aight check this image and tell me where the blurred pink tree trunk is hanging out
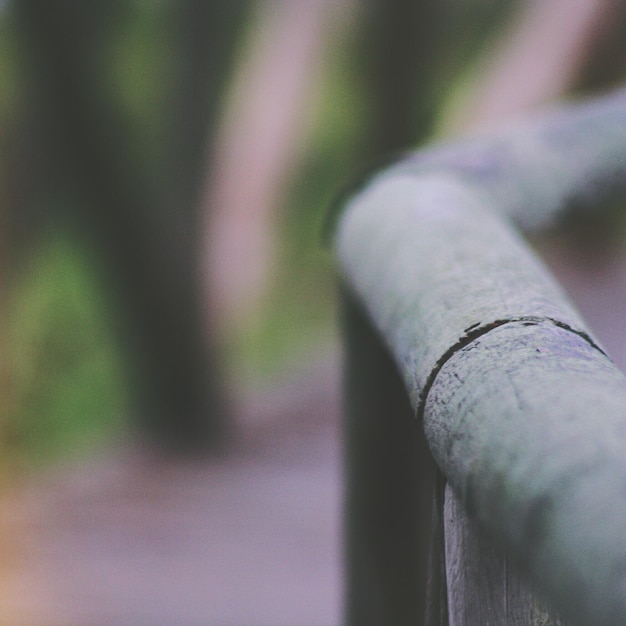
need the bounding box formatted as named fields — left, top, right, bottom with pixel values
left=202, top=0, right=340, bottom=334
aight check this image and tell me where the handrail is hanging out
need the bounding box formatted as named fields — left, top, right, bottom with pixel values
left=334, top=88, right=626, bottom=625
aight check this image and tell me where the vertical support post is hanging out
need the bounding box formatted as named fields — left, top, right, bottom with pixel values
left=341, top=285, right=442, bottom=626
left=444, top=485, right=571, bottom=625
left=342, top=282, right=575, bottom=626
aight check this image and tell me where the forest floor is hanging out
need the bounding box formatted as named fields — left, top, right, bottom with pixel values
left=0, top=356, right=343, bottom=626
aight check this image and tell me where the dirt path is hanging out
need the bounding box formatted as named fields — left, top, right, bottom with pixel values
left=0, top=361, right=342, bottom=626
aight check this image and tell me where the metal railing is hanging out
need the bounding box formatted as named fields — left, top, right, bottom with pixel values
left=333, top=88, right=626, bottom=626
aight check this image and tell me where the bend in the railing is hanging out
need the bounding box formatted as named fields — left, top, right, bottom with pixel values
left=334, top=88, right=626, bottom=626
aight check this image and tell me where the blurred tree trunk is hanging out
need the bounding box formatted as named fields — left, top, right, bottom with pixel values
left=441, top=0, right=626, bottom=135
left=203, top=0, right=336, bottom=333
left=356, top=0, right=444, bottom=160
left=11, top=0, right=249, bottom=452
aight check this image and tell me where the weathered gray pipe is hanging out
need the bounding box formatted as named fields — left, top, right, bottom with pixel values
left=334, top=88, right=626, bottom=625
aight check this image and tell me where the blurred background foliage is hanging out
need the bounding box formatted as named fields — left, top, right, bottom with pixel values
left=3, top=0, right=625, bottom=467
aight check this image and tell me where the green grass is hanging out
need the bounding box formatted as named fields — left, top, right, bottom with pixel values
left=8, top=229, right=129, bottom=467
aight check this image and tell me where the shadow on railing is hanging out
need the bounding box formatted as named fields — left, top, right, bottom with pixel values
left=333, top=87, right=626, bottom=626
